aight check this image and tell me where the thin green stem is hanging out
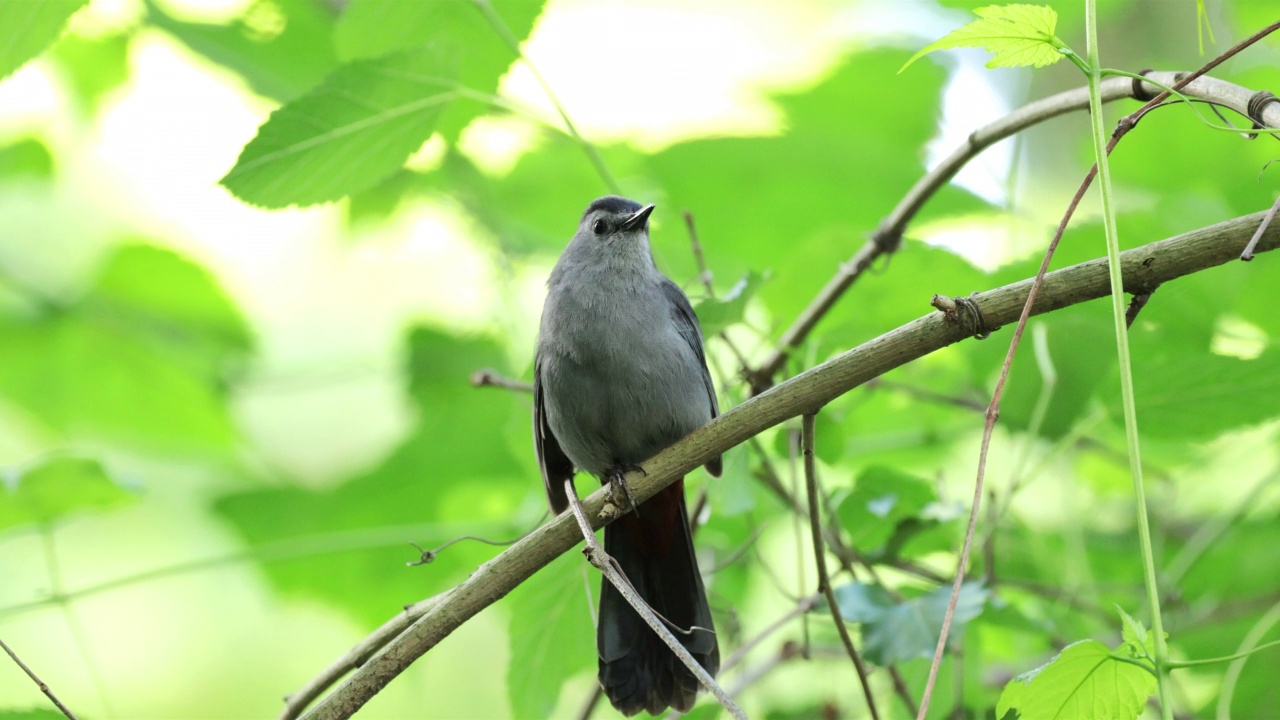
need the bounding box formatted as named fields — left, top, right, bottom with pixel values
left=1168, top=639, right=1280, bottom=669
left=1217, top=600, right=1280, bottom=720
left=1084, top=2, right=1172, bottom=719
left=471, top=0, right=621, bottom=194
left=1109, top=653, right=1159, bottom=677
left=1, top=521, right=506, bottom=619
left=1099, top=68, right=1280, bottom=136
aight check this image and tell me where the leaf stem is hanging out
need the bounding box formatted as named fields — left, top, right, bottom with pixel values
left=1083, top=1, right=1172, bottom=718
left=470, top=0, right=621, bottom=194
left=1167, top=640, right=1280, bottom=669
left=1109, top=653, right=1159, bottom=677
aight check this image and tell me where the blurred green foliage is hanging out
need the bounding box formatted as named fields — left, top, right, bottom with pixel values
left=1, top=1, right=1278, bottom=719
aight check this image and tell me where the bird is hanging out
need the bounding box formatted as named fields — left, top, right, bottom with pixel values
left=533, top=195, right=722, bottom=716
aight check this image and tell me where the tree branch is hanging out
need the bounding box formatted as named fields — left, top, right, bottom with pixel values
left=747, top=71, right=1280, bottom=393
left=801, top=414, right=879, bottom=720
left=1, top=637, right=79, bottom=720
left=561, top=480, right=745, bottom=719
left=298, top=211, right=1279, bottom=720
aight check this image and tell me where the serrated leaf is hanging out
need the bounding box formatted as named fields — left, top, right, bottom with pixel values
left=1116, top=605, right=1148, bottom=659
left=334, top=0, right=547, bottom=140
left=996, top=640, right=1157, bottom=720
left=840, top=581, right=987, bottom=665
left=0, top=0, right=88, bottom=80
left=0, top=456, right=135, bottom=531
left=221, top=46, right=456, bottom=208
left=901, top=4, right=1068, bottom=72
left=506, top=552, right=593, bottom=718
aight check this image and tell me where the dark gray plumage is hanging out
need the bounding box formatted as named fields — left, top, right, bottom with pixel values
left=534, top=196, right=721, bottom=716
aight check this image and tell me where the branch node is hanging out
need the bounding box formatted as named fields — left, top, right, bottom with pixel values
left=1132, top=68, right=1158, bottom=101
left=1125, top=286, right=1160, bottom=328
left=932, top=294, right=991, bottom=339
left=1247, top=90, right=1280, bottom=132
left=871, top=227, right=903, bottom=255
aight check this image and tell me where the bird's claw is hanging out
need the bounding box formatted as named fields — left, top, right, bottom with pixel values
left=606, top=465, right=645, bottom=517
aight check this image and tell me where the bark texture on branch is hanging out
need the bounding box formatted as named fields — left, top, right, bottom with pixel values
left=302, top=210, right=1279, bottom=720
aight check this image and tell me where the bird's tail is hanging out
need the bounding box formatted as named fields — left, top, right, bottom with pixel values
left=597, top=479, right=719, bottom=716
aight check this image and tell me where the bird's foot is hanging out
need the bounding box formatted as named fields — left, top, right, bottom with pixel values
left=605, top=464, right=646, bottom=517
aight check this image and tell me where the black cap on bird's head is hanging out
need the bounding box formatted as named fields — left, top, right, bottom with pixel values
left=580, top=195, right=655, bottom=237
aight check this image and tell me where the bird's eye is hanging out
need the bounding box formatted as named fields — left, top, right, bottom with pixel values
left=592, top=219, right=608, bottom=235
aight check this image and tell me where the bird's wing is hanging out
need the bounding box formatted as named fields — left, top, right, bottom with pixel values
left=659, top=278, right=722, bottom=476
left=534, top=354, right=575, bottom=513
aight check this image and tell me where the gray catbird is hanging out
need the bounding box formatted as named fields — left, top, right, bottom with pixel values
left=534, top=196, right=721, bottom=716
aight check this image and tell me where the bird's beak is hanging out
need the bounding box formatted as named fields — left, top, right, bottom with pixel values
left=620, top=204, right=655, bottom=231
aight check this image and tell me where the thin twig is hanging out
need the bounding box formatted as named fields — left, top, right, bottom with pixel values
left=561, top=480, right=747, bottom=720
left=469, top=0, right=620, bottom=194
left=280, top=595, right=446, bottom=720
left=296, top=211, right=1280, bottom=720
left=470, top=369, right=533, bottom=393
left=723, top=641, right=808, bottom=698
left=787, top=428, right=810, bottom=657
left=888, top=665, right=919, bottom=718
left=575, top=686, right=604, bottom=720
left=685, top=211, right=715, bottom=296
left=1241, top=193, right=1280, bottom=261
left=914, top=22, right=1280, bottom=720
left=748, top=67, right=1280, bottom=393
left=684, top=210, right=753, bottom=371
left=406, top=512, right=548, bottom=566
left=719, top=594, right=821, bottom=674
left=867, top=378, right=986, bottom=413
left=802, top=414, right=880, bottom=720
left=0, top=637, right=79, bottom=720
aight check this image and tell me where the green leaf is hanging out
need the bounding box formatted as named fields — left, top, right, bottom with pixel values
left=214, top=329, right=529, bottom=625
left=835, top=466, right=938, bottom=555
left=0, top=0, right=88, bottom=80
left=1116, top=605, right=1148, bottom=659
left=900, top=4, right=1068, bottom=72
left=0, top=456, right=135, bottom=531
left=833, top=580, right=895, bottom=623
left=87, top=243, right=253, bottom=372
left=0, top=315, right=239, bottom=448
left=0, top=137, right=55, bottom=179
left=145, top=0, right=338, bottom=102
left=0, top=710, right=72, bottom=720
left=647, top=52, right=991, bottom=344
left=864, top=582, right=987, bottom=665
left=221, top=46, right=457, bottom=208
left=691, top=271, right=764, bottom=337
left=1111, top=346, right=1280, bottom=439
left=49, top=29, right=130, bottom=111
left=334, top=0, right=547, bottom=140
left=768, top=410, right=845, bottom=466
left=506, top=552, right=593, bottom=718
left=996, top=640, right=1157, bottom=720
left=0, top=244, right=247, bottom=448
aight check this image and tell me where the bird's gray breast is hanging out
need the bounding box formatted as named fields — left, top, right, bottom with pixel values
left=538, top=278, right=711, bottom=478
